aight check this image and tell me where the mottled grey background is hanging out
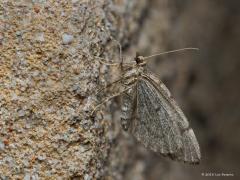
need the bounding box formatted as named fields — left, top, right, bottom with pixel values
left=120, top=0, right=240, bottom=180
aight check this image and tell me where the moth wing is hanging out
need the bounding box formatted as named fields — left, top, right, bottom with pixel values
left=143, top=72, right=201, bottom=163
left=131, top=72, right=200, bottom=163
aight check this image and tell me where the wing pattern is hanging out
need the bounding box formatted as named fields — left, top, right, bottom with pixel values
left=131, top=72, right=200, bottom=163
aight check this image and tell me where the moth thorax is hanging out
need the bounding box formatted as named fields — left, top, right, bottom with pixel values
left=125, top=68, right=138, bottom=77
left=137, top=66, right=144, bottom=75
left=123, top=75, right=136, bottom=86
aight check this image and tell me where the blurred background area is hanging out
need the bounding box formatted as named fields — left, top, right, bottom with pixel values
left=3, top=0, right=239, bottom=179
left=118, top=0, right=240, bottom=179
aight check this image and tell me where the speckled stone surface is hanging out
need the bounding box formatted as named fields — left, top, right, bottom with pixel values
left=0, top=0, right=147, bottom=179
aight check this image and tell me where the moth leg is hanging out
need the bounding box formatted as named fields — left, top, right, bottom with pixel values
left=90, top=85, right=134, bottom=117
left=94, top=76, right=127, bottom=96
left=110, top=37, right=123, bottom=64
left=93, top=56, right=122, bottom=66
left=90, top=36, right=123, bottom=66
left=93, top=55, right=134, bottom=68
left=94, top=72, right=137, bottom=96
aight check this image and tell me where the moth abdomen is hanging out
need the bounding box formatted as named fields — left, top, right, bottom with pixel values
left=120, top=117, right=130, bottom=131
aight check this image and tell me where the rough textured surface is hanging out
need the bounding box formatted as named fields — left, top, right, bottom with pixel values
left=0, top=0, right=147, bottom=179
left=1, top=0, right=240, bottom=179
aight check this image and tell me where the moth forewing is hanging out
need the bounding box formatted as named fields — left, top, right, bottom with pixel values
left=132, top=78, right=183, bottom=155
left=141, top=70, right=190, bottom=130
left=132, top=71, right=200, bottom=164
left=180, top=129, right=201, bottom=164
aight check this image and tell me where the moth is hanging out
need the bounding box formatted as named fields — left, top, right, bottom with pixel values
left=91, top=47, right=201, bottom=164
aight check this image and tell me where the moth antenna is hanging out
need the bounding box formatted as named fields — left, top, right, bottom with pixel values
left=93, top=56, right=121, bottom=66
left=92, top=37, right=123, bottom=66
left=111, top=38, right=123, bottom=64
left=143, top=47, right=199, bottom=61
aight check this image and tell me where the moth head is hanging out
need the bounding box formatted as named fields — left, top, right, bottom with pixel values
left=134, top=52, right=145, bottom=65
